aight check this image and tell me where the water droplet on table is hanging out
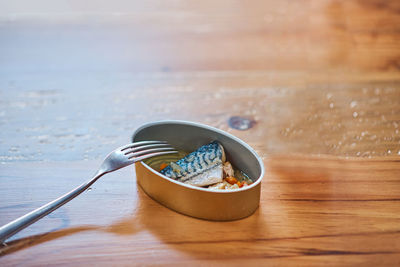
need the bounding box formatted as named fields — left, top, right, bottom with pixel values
left=326, top=93, right=333, bottom=100
left=8, top=146, right=19, bottom=153
left=228, top=116, right=255, bottom=130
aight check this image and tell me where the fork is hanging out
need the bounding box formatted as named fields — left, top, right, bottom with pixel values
left=0, top=141, right=177, bottom=244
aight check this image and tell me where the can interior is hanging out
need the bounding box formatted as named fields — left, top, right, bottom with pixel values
left=132, top=121, right=263, bottom=183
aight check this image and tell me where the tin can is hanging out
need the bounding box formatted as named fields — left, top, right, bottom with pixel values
left=132, top=120, right=265, bottom=221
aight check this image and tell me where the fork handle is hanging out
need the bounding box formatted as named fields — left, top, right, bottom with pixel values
left=0, top=171, right=105, bottom=244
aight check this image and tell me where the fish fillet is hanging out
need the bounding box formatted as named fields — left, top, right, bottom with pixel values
left=160, top=141, right=226, bottom=187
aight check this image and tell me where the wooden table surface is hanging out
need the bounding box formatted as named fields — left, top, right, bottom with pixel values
left=1, top=0, right=400, bottom=266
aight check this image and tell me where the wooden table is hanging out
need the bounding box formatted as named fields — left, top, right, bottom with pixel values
left=1, top=0, right=399, bottom=266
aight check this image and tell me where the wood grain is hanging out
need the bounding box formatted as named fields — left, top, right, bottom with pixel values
left=0, top=157, right=399, bottom=266
left=0, top=0, right=400, bottom=266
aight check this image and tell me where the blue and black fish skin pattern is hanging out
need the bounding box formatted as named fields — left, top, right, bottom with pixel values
left=160, top=141, right=223, bottom=182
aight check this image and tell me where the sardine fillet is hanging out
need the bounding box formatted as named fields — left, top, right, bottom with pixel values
left=160, top=141, right=225, bottom=187
left=184, top=164, right=223, bottom=187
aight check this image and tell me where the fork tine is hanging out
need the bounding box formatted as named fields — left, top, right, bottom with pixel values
left=130, top=151, right=178, bottom=162
left=127, top=147, right=175, bottom=158
left=122, top=143, right=171, bottom=154
left=120, top=141, right=168, bottom=151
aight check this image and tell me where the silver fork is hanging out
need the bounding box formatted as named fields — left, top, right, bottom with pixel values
left=0, top=141, right=177, bottom=243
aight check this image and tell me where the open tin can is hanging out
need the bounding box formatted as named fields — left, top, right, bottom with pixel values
left=132, top=120, right=264, bottom=221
